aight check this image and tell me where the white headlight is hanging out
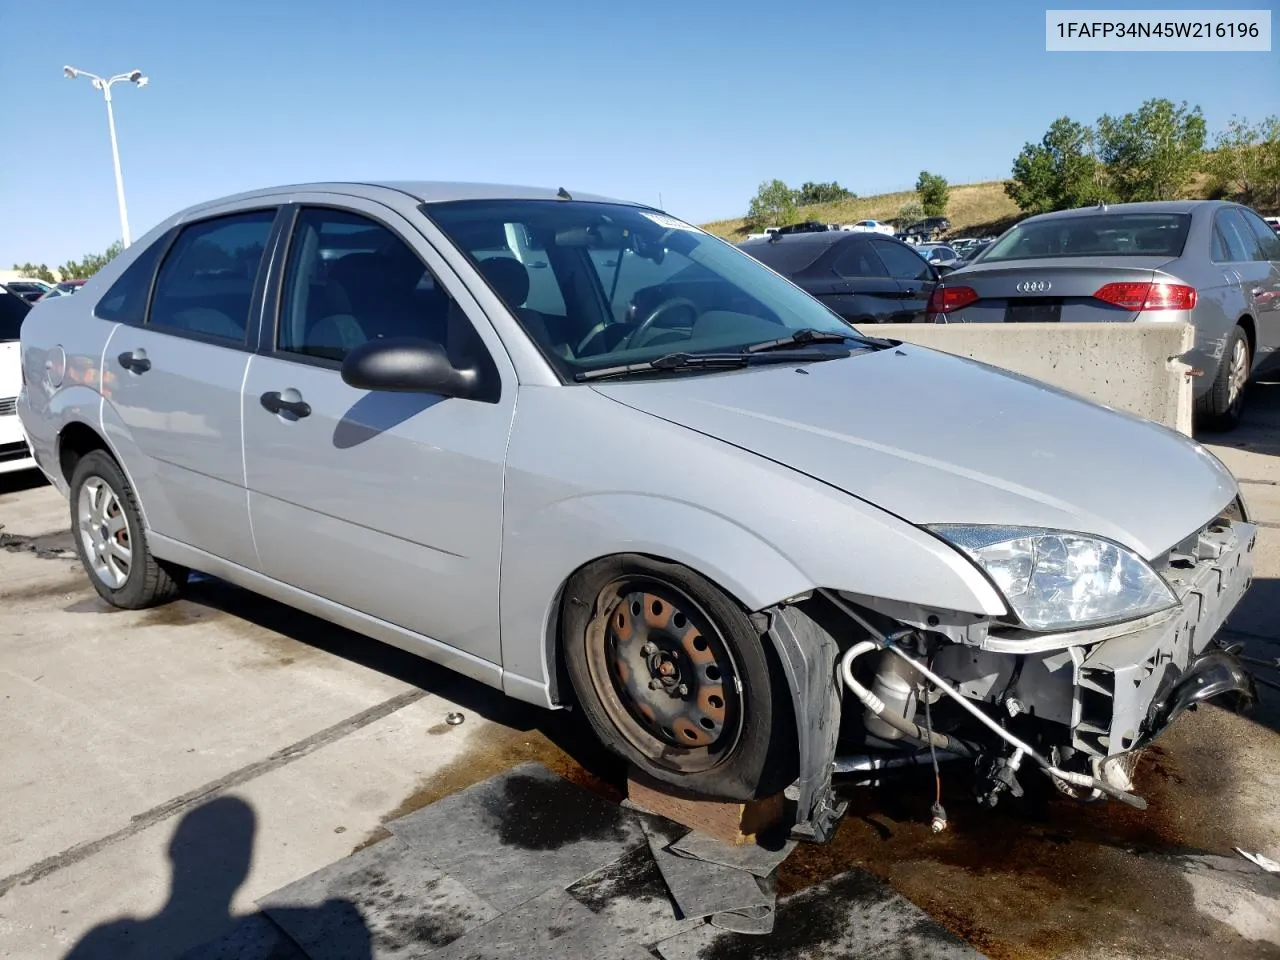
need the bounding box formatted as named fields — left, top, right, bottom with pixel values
left=929, top=525, right=1178, bottom=631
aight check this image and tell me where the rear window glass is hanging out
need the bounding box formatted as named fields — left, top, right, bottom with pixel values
left=737, top=240, right=825, bottom=275
left=981, top=213, right=1191, bottom=262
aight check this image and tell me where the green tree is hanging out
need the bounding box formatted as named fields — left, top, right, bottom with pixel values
left=1208, top=115, right=1280, bottom=208
left=915, top=171, right=950, bottom=217
left=895, top=198, right=924, bottom=228
left=746, top=179, right=798, bottom=228
left=794, top=181, right=855, bottom=205
left=11, top=262, right=56, bottom=283
left=1004, top=116, right=1108, bottom=215
left=1097, top=98, right=1207, bottom=202
left=58, top=240, right=124, bottom=281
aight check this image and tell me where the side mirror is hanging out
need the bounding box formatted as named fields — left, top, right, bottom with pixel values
left=340, top=337, right=477, bottom=397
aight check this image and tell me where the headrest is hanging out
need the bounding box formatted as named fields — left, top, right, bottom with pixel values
left=328, top=252, right=422, bottom=301
left=477, top=257, right=530, bottom=309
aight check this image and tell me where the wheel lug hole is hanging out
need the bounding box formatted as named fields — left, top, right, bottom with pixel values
left=705, top=666, right=721, bottom=681
left=699, top=718, right=715, bottom=730
left=708, top=695, right=724, bottom=709
left=692, top=635, right=708, bottom=652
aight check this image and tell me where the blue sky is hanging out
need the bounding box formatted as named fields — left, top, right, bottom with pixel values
left=2, top=0, right=1276, bottom=266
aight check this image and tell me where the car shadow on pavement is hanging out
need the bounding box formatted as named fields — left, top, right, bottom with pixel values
left=177, top=575, right=628, bottom=791
left=61, top=795, right=371, bottom=960
left=0, top=468, right=48, bottom=497
left=1200, top=379, right=1280, bottom=457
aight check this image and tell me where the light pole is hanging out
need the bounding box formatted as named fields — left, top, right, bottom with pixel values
left=63, top=65, right=149, bottom=247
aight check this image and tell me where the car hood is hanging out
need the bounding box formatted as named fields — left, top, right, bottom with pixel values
left=590, top=345, right=1238, bottom=559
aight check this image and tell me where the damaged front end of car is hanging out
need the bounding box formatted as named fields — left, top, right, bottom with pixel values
left=771, top=500, right=1258, bottom=844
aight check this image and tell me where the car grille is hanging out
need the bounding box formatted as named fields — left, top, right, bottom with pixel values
left=0, top=396, right=16, bottom=417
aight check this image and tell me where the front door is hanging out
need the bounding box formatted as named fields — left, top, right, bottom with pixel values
left=241, top=202, right=515, bottom=664
left=827, top=237, right=909, bottom=323
left=101, top=208, right=278, bottom=567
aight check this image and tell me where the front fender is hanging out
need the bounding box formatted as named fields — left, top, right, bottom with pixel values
left=499, top=492, right=813, bottom=702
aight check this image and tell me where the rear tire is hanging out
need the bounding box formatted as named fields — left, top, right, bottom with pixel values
left=561, top=555, right=796, bottom=801
left=69, top=450, right=186, bottom=609
left=1196, top=324, right=1250, bottom=432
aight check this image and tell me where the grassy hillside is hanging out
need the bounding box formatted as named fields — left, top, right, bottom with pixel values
left=700, top=180, right=1022, bottom=241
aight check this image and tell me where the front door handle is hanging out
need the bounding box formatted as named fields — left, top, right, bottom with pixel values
left=260, top=391, right=312, bottom=418
left=117, top=351, right=151, bottom=373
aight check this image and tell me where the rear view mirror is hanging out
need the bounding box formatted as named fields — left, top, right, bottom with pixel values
left=341, top=337, right=478, bottom=398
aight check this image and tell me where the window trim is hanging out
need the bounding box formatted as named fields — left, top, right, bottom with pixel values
left=1212, top=207, right=1257, bottom=264
left=139, top=206, right=282, bottom=352
left=92, top=226, right=177, bottom=327
left=832, top=237, right=889, bottom=281
left=868, top=236, right=935, bottom=282
left=261, top=201, right=505, bottom=403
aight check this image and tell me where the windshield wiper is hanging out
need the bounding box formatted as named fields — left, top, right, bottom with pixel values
left=746, top=328, right=890, bottom=353
left=576, top=352, right=751, bottom=382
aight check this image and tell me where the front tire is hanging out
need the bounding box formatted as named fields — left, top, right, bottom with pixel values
left=1197, top=324, right=1250, bottom=432
left=69, top=450, right=186, bottom=609
left=561, top=555, right=796, bottom=801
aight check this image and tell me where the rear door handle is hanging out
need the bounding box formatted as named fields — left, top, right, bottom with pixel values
left=117, top=350, right=151, bottom=373
left=260, top=391, right=312, bottom=418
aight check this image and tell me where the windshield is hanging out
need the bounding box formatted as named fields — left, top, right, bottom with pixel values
left=982, top=213, right=1191, bottom=262
left=425, top=200, right=863, bottom=379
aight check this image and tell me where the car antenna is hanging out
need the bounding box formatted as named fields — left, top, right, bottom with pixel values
left=556, top=187, right=572, bottom=200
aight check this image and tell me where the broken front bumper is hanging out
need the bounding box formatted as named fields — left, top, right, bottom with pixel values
left=938, top=518, right=1258, bottom=762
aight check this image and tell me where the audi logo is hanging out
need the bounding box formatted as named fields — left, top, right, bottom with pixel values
left=1015, top=280, right=1052, bottom=293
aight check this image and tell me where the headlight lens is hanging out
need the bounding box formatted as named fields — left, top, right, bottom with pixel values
left=930, top=525, right=1178, bottom=631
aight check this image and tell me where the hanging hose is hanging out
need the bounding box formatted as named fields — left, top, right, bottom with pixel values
left=839, top=642, right=975, bottom=757
left=878, top=643, right=1148, bottom=809
left=823, top=590, right=1150, bottom=810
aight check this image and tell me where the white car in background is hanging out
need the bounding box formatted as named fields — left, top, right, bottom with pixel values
left=0, top=287, right=36, bottom=475
left=843, top=219, right=895, bottom=235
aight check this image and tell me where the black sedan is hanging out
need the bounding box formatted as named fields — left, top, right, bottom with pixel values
left=737, top=231, right=940, bottom=323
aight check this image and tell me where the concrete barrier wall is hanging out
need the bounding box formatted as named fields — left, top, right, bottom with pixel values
left=867, top=322, right=1196, bottom=435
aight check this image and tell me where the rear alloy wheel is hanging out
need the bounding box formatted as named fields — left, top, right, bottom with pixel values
left=69, top=450, right=186, bottom=609
left=1197, top=325, right=1251, bottom=432
left=561, top=555, right=795, bottom=800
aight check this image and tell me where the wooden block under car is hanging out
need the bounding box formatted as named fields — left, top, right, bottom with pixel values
left=626, top=767, right=785, bottom=845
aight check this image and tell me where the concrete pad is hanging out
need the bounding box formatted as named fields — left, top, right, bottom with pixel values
left=0, top=547, right=418, bottom=877
left=386, top=762, right=647, bottom=912
left=0, top=692, right=493, bottom=960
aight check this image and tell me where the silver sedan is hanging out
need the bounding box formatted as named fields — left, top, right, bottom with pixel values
left=17, top=183, right=1257, bottom=839
left=927, top=200, right=1280, bottom=430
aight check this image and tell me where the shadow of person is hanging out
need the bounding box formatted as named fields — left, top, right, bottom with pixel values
left=62, top=796, right=372, bottom=960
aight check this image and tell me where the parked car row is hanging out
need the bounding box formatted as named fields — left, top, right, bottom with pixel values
left=0, top=278, right=87, bottom=304
left=739, top=199, right=1280, bottom=430
left=13, top=180, right=1258, bottom=838
left=0, top=286, right=37, bottom=474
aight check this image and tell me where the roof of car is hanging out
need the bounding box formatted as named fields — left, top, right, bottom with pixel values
left=1022, top=200, right=1228, bottom=222
left=181, top=181, right=640, bottom=216
left=737, top=231, right=850, bottom=250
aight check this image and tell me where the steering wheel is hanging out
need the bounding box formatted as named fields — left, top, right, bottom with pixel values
left=623, top=297, right=698, bottom=350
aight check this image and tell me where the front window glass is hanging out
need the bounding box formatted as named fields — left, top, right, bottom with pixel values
left=426, top=200, right=860, bottom=378
left=982, top=213, right=1191, bottom=262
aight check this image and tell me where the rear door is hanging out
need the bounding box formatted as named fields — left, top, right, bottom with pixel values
left=824, top=237, right=907, bottom=322
left=867, top=238, right=938, bottom=321
left=1235, top=207, right=1280, bottom=371
left=102, top=207, right=279, bottom=568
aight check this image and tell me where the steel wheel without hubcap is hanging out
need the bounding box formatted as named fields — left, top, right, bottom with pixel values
left=586, top=579, right=742, bottom=772
left=77, top=477, right=132, bottom=589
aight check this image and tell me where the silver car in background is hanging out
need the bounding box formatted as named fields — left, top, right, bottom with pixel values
left=927, top=201, right=1280, bottom=430
left=17, top=183, right=1258, bottom=842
